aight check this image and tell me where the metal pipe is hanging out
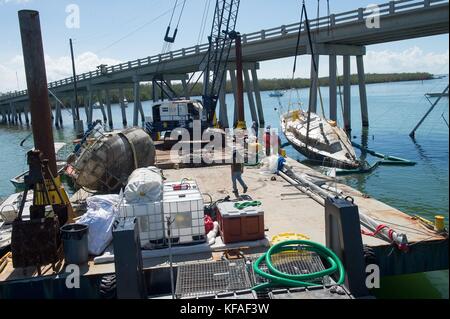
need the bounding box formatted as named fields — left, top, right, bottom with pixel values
left=70, top=38, right=80, bottom=121
left=280, top=166, right=408, bottom=249
left=19, top=10, right=57, bottom=176
left=410, top=84, right=449, bottom=138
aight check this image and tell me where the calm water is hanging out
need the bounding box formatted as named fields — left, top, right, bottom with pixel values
left=0, top=77, right=448, bottom=298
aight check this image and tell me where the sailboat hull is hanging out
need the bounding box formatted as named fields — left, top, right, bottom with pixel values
left=281, top=110, right=360, bottom=169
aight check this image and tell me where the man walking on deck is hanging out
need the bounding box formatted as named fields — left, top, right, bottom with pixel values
left=231, top=150, right=248, bottom=195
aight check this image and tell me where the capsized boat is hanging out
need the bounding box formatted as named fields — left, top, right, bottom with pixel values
left=281, top=109, right=360, bottom=169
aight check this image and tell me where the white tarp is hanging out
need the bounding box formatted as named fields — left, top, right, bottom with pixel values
left=259, top=155, right=280, bottom=175
left=77, top=194, right=121, bottom=256
left=124, top=167, right=163, bottom=203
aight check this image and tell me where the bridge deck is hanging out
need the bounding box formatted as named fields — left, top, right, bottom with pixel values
left=1, top=0, right=448, bottom=105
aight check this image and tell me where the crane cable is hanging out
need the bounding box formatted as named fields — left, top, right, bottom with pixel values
left=287, top=1, right=305, bottom=114
left=164, top=0, right=187, bottom=45
left=197, top=0, right=212, bottom=44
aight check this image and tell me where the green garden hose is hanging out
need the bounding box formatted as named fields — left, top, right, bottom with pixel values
left=252, top=240, right=345, bottom=291
left=234, top=201, right=262, bottom=210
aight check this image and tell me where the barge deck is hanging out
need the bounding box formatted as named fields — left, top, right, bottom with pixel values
left=0, top=155, right=447, bottom=291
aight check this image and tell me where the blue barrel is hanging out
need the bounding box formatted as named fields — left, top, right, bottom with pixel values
left=61, top=223, right=89, bottom=265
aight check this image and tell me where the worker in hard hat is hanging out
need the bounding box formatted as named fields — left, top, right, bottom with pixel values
left=265, top=125, right=271, bottom=156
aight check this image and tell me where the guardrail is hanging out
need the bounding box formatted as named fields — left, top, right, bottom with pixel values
left=0, top=0, right=447, bottom=102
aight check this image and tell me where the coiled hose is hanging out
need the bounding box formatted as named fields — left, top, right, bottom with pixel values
left=252, top=240, right=345, bottom=291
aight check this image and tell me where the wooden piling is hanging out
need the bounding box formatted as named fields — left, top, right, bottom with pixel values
left=18, top=10, right=57, bottom=175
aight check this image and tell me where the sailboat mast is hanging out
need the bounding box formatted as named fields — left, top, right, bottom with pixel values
left=304, top=4, right=317, bottom=149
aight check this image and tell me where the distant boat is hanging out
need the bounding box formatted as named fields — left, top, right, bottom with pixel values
left=281, top=109, right=360, bottom=169
left=269, top=91, right=284, bottom=97
left=425, top=92, right=449, bottom=98
left=10, top=143, right=70, bottom=191
left=92, top=101, right=106, bottom=109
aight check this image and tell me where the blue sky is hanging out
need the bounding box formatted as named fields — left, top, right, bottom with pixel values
left=0, top=0, right=448, bottom=92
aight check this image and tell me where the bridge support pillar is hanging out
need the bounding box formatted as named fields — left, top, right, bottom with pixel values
left=251, top=66, right=265, bottom=128
left=70, top=98, right=76, bottom=125
left=329, top=54, right=338, bottom=121
left=17, top=107, right=23, bottom=125
left=152, top=81, right=157, bottom=103
left=357, top=55, right=369, bottom=127
left=133, top=77, right=142, bottom=126
left=24, top=104, right=30, bottom=125
left=105, top=89, right=113, bottom=128
left=309, top=54, right=319, bottom=114
left=98, top=91, right=108, bottom=123
left=343, top=55, right=351, bottom=132
left=87, top=89, right=93, bottom=125
left=243, top=68, right=258, bottom=126
left=119, top=88, right=128, bottom=126
left=10, top=102, right=17, bottom=124
left=54, top=97, right=62, bottom=128
left=6, top=107, right=11, bottom=123
left=182, top=78, right=190, bottom=100
left=219, top=72, right=229, bottom=128
left=229, top=70, right=238, bottom=127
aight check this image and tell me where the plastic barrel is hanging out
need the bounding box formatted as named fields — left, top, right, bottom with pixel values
left=61, top=223, right=89, bottom=265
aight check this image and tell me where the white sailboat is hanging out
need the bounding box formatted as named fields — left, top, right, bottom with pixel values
left=281, top=109, right=360, bottom=169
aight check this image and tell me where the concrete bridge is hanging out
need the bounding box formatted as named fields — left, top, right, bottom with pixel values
left=0, top=0, right=448, bottom=130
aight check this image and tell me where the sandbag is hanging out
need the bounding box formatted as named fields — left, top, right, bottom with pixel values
left=124, top=167, right=163, bottom=203
left=77, top=194, right=120, bottom=256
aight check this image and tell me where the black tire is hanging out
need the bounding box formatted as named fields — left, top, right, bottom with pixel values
left=99, top=274, right=117, bottom=299
left=363, top=245, right=377, bottom=266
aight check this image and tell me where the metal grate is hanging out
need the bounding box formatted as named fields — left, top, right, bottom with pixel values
left=252, top=250, right=329, bottom=286
left=175, top=260, right=253, bottom=298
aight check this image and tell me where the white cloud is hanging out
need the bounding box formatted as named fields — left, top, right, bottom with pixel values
left=0, top=52, right=122, bottom=93
left=1, top=46, right=448, bottom=93
left=260, top=46, right=449, bottom=79
left=364, top=47, right=449, bottom=75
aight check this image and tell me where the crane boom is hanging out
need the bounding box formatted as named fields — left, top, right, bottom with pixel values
left=202, top=0, right=241, bottom=126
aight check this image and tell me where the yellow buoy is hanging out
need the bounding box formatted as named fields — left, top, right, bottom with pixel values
left=435, top=215, right=445, bottom=232
left=271, top=232, right=310, bottom=246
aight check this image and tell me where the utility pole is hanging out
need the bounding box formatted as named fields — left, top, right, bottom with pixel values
left=70, top=38, right=84, bottom=137
left=233, top=32, right=246, bottom=129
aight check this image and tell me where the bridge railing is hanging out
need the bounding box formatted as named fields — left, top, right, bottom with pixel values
left=1, top=0, right=447, bottom=103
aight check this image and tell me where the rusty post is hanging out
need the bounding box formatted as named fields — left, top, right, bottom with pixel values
left=235, top=33, right=245, bottom=128
left=19, top=10, right=57, bottom=177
